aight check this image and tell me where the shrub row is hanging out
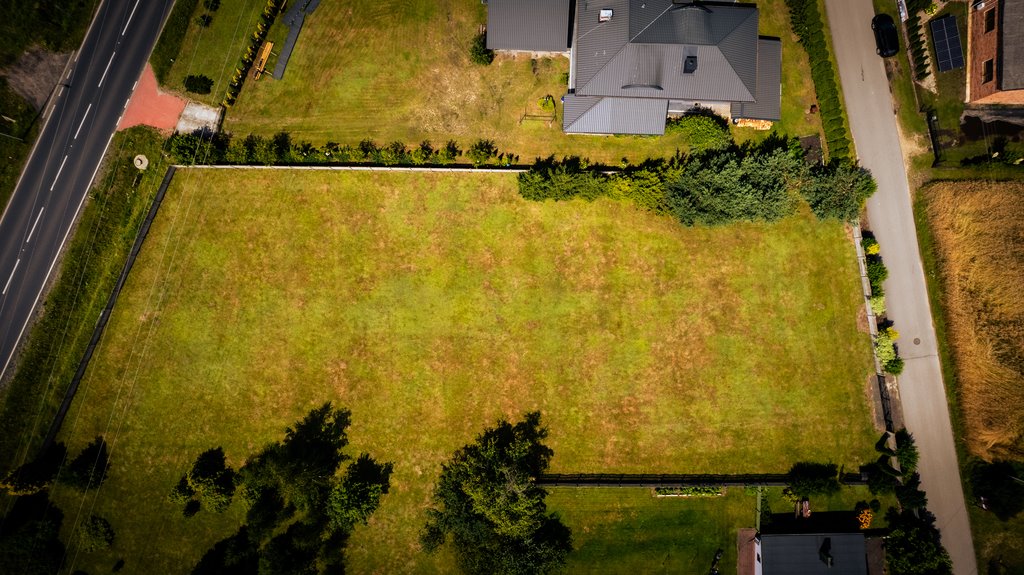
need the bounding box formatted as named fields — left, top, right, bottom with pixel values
left=167, top=130, right=518, bottom=167
left=518, top=136, right=876, bottom=226
left=906, top=0, right=932, bottom=80
left=223, top=0, right=282, bottom=107
left=861, top=235, right=904, bottom=374
left=654, top=486, right=723, bottom=497
left=783, top=0, right=852, bottom=160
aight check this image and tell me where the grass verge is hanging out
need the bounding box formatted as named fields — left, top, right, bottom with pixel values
left=0, top=127, right=168, bottom=476
left=0, top=78, right=38, bottom=211
left=51, top=169, right=877, bottom=573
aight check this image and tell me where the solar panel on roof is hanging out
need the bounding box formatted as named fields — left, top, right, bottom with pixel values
left=931, top=15, right=965, bottom=72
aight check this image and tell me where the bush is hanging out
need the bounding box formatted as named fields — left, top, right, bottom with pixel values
left=466, top=139, right=498, bottom=166
left=664, top=112, right=733, bottom=153
left=801, top=160, right=876, bottom=222
left=539, top=95, right=555, bottom=113
left=196, top=14, right=213, bottom=27
left=204, top=0, right=221, bottom=10
left=75, top=515, right=115, bottom=552
left=518, top=157, right=608, bottom=201
left=184, top=74, right=214, bottom=94
left=469, top=32, right=494, bottom=65
left=894, top=429, right=919, bottom=475
left=654, top=485, right=723, bottom=497
left=875, top=327, right=899, bottom=365
left=869, top=294, right=886, bottom=315
left=866, top=258, right=888, bottom=294
left=884, top=356, right=905, bottom=375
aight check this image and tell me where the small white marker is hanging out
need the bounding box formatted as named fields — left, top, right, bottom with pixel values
left=3, top=259, right=20, bottom=295
left=50, top=155, right=68, bottom=191
left=74, top=103, right=92, bottom=139
left=123, top=0, right=140, bottom=35
left=98, top=52, right=115, bottom=87
left=26, top=208, right=44, bottom=244
left=132, top=79, right=138, bottom=91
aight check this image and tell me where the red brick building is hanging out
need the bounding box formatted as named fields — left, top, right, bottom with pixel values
left=968, top=0, right=1024, bottom=104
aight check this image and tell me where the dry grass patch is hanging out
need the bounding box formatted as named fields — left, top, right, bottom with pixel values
left=53, top=170, right=875, bottom=573
left=922, top=180, right=1024, bottom=459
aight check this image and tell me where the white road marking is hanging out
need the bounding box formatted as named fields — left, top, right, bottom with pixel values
left=26, top=208, right=44, bottom=244
left=50, top=155, right=69, bottom=191
left=132, top=79, right=138, bottom=91
left=98, top=52, right=115, bottom=87
left=3, top=259, right=20, bottom=295
left=124, top=98, right=130, bottom=109
left=74, top=103, right=92, bottom=139
left=122, top=0, right=139, bottom=35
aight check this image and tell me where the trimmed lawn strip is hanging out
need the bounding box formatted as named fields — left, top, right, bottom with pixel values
left=225, top=0, right=822, bottom=163
left=0, top=127, right=168, bottom=475
left=552, top=486, right=893, bottom=573
left=54, top=169, right=876, bottom=573
left=914, top=181, right=1024, bottom=573
left=151, top=0, right=201, bottom=84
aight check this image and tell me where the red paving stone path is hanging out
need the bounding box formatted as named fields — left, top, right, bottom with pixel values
left=118, top=63, right=186, bottom=132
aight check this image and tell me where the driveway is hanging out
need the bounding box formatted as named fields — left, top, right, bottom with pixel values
left=822, top=0, right=977, bottom=573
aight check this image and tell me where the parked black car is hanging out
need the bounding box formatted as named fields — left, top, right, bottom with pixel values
left=872, top=13, right=899, bottom=57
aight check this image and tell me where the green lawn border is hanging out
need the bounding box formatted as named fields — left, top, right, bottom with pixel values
left=151, top=0, right=202, bottom=84
left=0, top=127, right=168, bottom=475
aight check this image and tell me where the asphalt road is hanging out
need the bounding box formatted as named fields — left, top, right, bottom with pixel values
left=823, top=0, right=978, bottom=572
left=0, top=0, right=174, bottom=382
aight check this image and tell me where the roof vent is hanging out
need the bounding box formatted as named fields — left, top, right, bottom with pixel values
left=599, top=9, right=613, bottom=22
left=683, top=56, right=698, bottom=74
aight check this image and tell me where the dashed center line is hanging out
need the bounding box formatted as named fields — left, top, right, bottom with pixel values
left=123, top=0, right=140, bottom=35
left=50, top=155, right=68, bottom=191
left=74, top=103, right=92, bottom=140
left=98, top=52, right=116, bottom=87
left=3, top=259, right=20, bottom=295
left=26, top=208, right=44, bottom=244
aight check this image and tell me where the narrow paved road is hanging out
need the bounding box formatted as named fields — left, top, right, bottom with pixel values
left=0, top=0, right=175, bottom=382
left=823, top=0, right=977, bottom=573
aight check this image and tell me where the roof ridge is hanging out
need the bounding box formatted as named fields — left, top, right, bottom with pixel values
left=714, top=9, right=758, bottom=101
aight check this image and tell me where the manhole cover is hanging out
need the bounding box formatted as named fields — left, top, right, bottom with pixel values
left=133, top=154, right=149, bottom=170
left=914, top=338, right=921, bottom=345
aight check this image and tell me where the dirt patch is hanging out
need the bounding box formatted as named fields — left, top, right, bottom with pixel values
left=0, top=46, right=70, bottom=110
left=118, top=63, right=187, bottom=133
left=175, top=101, right=221, bottom=134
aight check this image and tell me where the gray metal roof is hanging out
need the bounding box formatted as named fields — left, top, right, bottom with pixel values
left=486, top=0, right=573, bottom=52
left=563, top=95, right=669, bottom=135
left=761, top=533, right=867, bottom=575
left=575, top=0, right=758, bottom=102
left=1001, top=0, right=1024, bottom=89
left=731, top=37, right=782, bottom=120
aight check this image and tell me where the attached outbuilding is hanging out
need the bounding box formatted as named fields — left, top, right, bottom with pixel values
left=485, top=0, right=574, bottom=53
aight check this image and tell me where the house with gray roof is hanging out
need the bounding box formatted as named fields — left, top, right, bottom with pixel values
left=486, top=0, right=781, bottom=135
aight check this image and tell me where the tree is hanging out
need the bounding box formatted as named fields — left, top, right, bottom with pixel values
left=63, top=436, right=110, bottom=490
left=787, top=462, right=840, bottom=497
left=75, top=515, right=115, bottom=552
left=1, top=442, right=67, bottom=496
left=801, top=159, right=876, bottom=222
left=421, top=412, right=573, bottom=575
left=469, top=32, right=494, bottom=65
left=970, top=459, right=1024, bottom=521
left=885, top=509, right=952, bottom=575
left=328, top=454, right=394, bottom=532
left=172, top=447, right=237, bottom=514
left=0, top=492, right=66, bottom=575
left=191, top=404, right=392, bottom=574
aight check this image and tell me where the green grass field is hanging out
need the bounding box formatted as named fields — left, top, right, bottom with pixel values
left=553, top=485, right=891, bottom=574
left=223, top=0, right=822, bottom=163
left=158, top=0, right=268, bottom=105
left=52, top=169, right=876, bottom=573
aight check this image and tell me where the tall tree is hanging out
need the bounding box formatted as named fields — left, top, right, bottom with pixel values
left=421, top=412, right=572, bottom=575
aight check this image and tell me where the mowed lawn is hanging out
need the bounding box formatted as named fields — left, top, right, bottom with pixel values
left=224, top=0, right=822, bottom=163
left=161, top=0, right=268, bottom=105
left=54, top=170, right=875, bottom=573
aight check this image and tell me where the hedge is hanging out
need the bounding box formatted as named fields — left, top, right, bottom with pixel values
left=783, top=0, right=852, bottom=160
